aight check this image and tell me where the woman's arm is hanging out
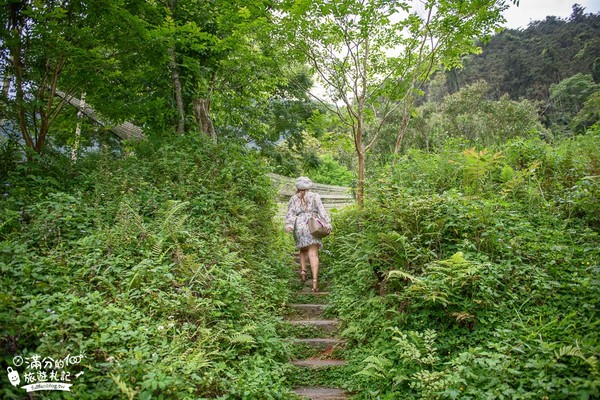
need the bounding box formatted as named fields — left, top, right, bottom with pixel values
left=285, top=196, right=297, bottom=232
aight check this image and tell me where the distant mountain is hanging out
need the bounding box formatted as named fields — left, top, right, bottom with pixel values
left=446, top=4, right=600, bottom=101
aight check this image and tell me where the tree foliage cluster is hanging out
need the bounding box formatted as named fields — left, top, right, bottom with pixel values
left=449, top=4, right=600, bottom=101
left=372, top=80, right=549, bottom=159
left=439, top=4, right=600, bottom=136
left=0, top=0, right=317, bottom=153
left=0, top=137, right=300, bottom=399
left=321, top=130, right=600, bottom=398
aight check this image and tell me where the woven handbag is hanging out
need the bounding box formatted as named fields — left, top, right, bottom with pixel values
left=308, top=196, right=330, bottom=238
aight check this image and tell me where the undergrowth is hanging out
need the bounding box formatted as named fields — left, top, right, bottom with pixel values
left=323, top=132, right=600, bottom=399
left=0, top=136, right=295, bottom=399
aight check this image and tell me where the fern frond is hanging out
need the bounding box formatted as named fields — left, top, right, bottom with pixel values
left=555, top=344, right=583, bottom=359
left=161, top=201, right=189, bottom=230
left=555, top=342, right=599, bottom=377
left=451, top=311, right=475, bottom=321
left=110, top=374, right=138, bottom=400
left=228, top=333, right=256, bottom=345
left=387, top=269, right=417, bottom=282
left=152, top=240, right=163, bottom=260
left=355, top=355, right=392, bottom=378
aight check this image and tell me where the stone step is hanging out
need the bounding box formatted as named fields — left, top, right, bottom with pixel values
left=298, top=287, right=329, bottom=296
left=291, top=359, right=348, bottom=368
left=293, top=338, right=346, bottom=348
left=288, top=319, right=339, bottom=333
left=288, top=304, right=326, bottom=318
left=292, top=387, right=349, bottom=399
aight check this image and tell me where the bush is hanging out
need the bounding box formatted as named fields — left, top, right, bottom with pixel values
left=0, top=136, right=295, bottom=399
left=322, top=133, right=600, bottom=398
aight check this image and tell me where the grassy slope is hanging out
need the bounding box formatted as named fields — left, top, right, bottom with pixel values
left=322, top=133, right=600, bottom=399
left=0, top=137, right=297, bottom=399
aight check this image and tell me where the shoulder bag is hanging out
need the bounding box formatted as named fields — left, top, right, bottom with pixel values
left=308, top=195, right=330, bottom=238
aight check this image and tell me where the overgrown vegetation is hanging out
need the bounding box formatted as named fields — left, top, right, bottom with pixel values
left=322, top=130, right=600, bottom=398
left=2, top=2, right=600, bottom=399
left=0, top=137, right=297, bottom=399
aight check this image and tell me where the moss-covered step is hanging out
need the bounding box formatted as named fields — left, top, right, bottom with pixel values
left=292, top=387, right=349, bottom=399
left=287, top=319, right=340, bottom=334
left=290, top=359, right=348, bottom=368
left=287, top=303, right=328, bottom=319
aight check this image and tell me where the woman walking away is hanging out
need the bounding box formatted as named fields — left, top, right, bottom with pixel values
left=285, top=176, right=331, bottom=292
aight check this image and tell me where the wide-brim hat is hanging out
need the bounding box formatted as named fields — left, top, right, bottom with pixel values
left=296, top=176, right=313, bottom=190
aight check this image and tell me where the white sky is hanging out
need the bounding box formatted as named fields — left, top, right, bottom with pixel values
left=502, top=0, right=600, bottom=29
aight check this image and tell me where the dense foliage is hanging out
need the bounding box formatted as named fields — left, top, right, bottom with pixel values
left=2, top=2, right=600, bottom=399
left=450, top=4, right=600, bottom=102
left=374, top=80, right=549, bottom=158
left=322, top=131, right=600, bottom=398
left=0, top=137, right=297, bottom=399
left=439, top=4, right=600, bottom=137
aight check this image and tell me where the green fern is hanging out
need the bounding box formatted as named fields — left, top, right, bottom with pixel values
left=160, top=200, right=190, bottom=240
left=152, top=239, right=163, bottom=260
left=114, top=201, right=145, bottom=238
left=228, top=333, right=256, bottom=345
left=110, top=373, right=138, bottom=400
left=355, top=355, right=393, bottom=379
left=555, top=342, right=599, bottom=377
left=387, top=269, right=417, bottom=282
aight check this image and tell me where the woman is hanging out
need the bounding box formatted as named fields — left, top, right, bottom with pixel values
left=285, top=176, right=331, bottom=292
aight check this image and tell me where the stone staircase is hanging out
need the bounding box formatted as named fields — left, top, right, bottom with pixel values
left=268, top=174, right=354, bottom=220
left=285, top=262, right=350, bottom=399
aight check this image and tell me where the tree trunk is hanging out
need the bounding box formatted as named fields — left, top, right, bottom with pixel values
left=193, top=97, right=217, bottom=144
left=169, top=47, right=185, bottom=134
left=355, top=112, right=365, bottom=207
left=12, top=39, right=34, bottom=153
left=354, top=36, right=369, bottom=207
left=71, top=93, right=86, bottom=162
left=1, top=73, right=9, bottom=100
left=393, top=98, right=413, bottom=154
left=356, top=146, right=365, bottom=207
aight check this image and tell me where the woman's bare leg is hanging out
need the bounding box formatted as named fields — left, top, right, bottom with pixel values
left=299, top=248, right=308, bottom=281
left=308, top=244, right=320, bottom=291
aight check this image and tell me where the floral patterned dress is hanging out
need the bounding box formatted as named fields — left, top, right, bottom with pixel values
left=285, top=191, right=331, bottom=249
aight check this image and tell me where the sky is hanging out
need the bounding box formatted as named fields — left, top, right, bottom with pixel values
left=502, top=0, right=600, bottom=29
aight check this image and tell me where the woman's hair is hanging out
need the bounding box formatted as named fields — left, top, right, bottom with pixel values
left=297, top=189, right=309, bottom=208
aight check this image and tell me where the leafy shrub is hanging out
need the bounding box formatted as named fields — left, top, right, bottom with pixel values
left=0, top=135, right=295, bottom=399
left=322, top=132, right=600, bottom=398
left=307, top=154, right=354, bottom=186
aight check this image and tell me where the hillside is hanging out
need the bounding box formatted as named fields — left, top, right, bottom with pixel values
left=446, top=4, right=600, bottom=101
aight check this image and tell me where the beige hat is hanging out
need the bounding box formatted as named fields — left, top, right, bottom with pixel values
left=296, top=176, right=313, bottom=190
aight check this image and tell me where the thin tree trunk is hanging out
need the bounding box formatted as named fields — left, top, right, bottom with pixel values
left=355, top=36, right=369, bottom=207
left=8, top=3, right=35, bottom=155
left=12, top=39, right=34, bottom=152
left=193, top=97, right=216, bottom=144
left=356, top=144, right=365, bottom=207
left=34, top=60, right=64, bottom=154
left=169, top=47, right=185, bottom=134
left=71, top=92, right=86, bottom=162
left=393, top=97, right=413, bottom=154
left=355, top=107, right=365, bottom=207
left=1, top=73, right=9, bottom=100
